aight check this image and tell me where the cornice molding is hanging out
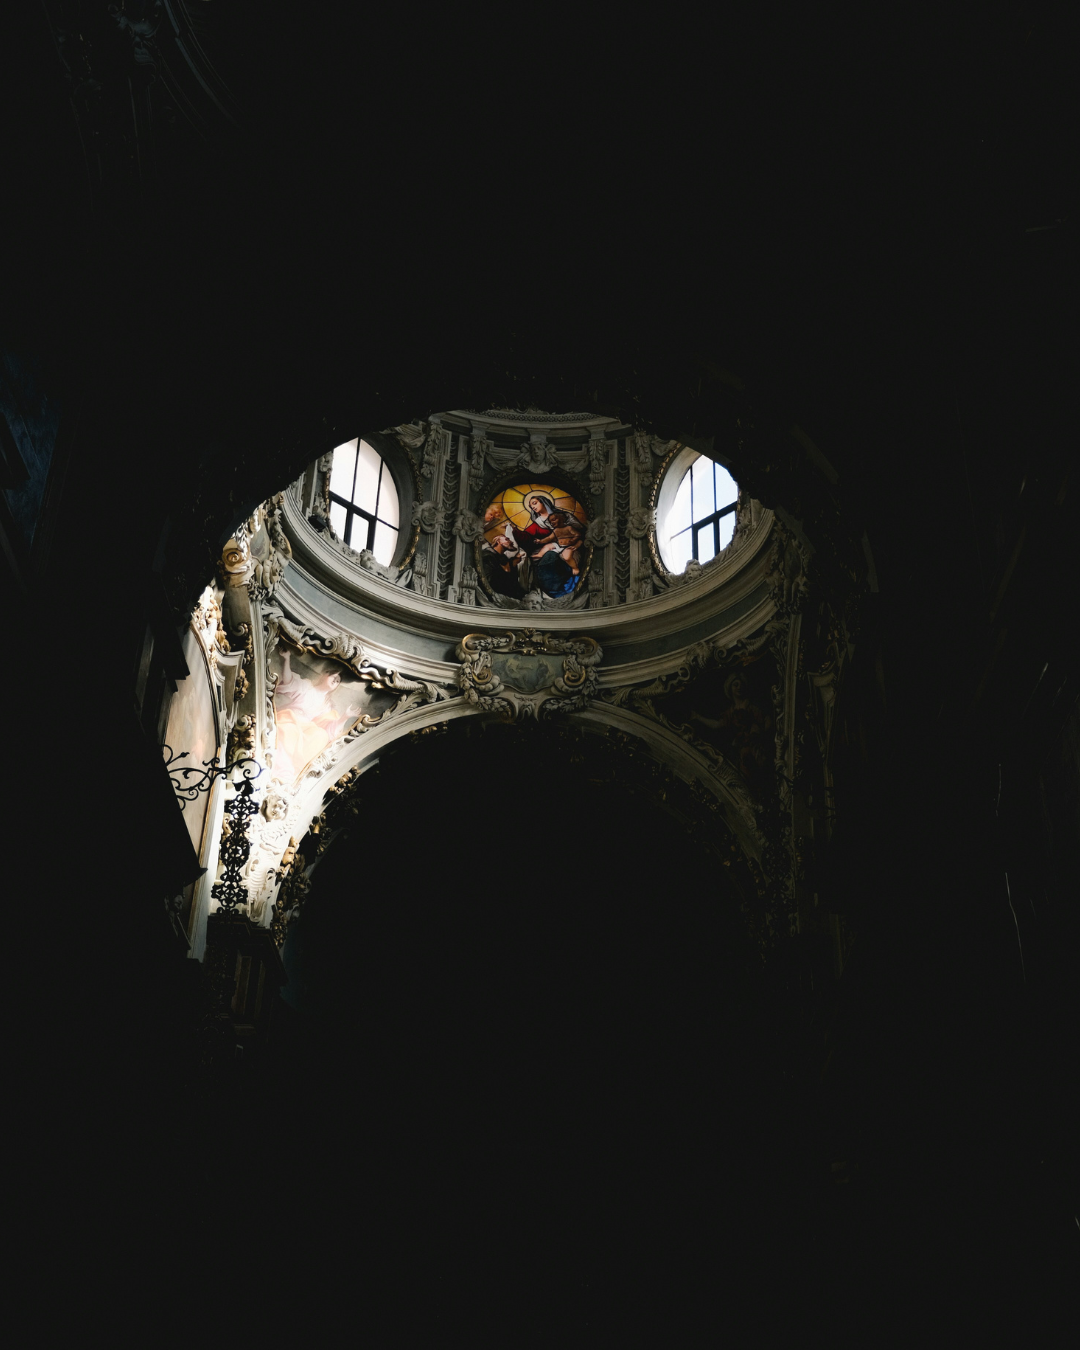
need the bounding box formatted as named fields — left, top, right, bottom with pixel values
left=274, top=544, right=776, bottom=693
left=280, top=481, right=775, bottom=645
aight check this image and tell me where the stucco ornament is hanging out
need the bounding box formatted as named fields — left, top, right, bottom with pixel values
left=633, top=431, right=669, bottom=487
left=261, top=790, right=289, bottom=822
left=456, top=628, right=603, bottom=718
left=588, top=439, right=610, bottom=495
left=218, top=534, right=251, bottom=588
left=768, top=521, right=812, bottom=615
left=633, top=559, right=656, bottom=601
left=411, top=549, right=429, bottom=597
left=193, top=585, right=230, bottom=669
left=585, top=514, right=618, bottom=548
left=516, top=437, right=559, bottom=475
left=475, top=578, right=590, bottom=612
left=308, top=495, right=331, bottom=533
left=412, top=500, right=445, bottom=533
left=266, top=611, right=369, bottom=672
left=665, top=558, right=706, bottom=586
left=245, top=791, right=297, bottom=922
left=468, top=431, right=493, bottom=489
left=453, top=508, right=486, bottom=543
left=459, top=564, right=478, bottom=606
left=249, top=495, right=293, bottom=600
left=227, top=713, right=257, bottom=764
left=625, top=505, right=654, bottom=540
left=421, top=423, right=445, bottom=479
left=353, top=549, right=397, bottom=581
left=388, top=423, right=427, bottom=452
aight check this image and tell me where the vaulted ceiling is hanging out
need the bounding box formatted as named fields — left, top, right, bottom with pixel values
left=7, top=7, right=1076, bottom=1328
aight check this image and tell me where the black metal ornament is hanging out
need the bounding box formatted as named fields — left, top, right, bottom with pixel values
left=208, top=757, right=263, bottom=914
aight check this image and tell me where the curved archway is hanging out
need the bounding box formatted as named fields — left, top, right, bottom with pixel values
left=274, top=707, right=767, bottom=951
left=271, top=716, right=796, bottom=1285
left=161, top=391, right=869, bottom=1007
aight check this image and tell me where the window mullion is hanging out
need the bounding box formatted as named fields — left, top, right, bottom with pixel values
left=348, top=446, right=359, bottom=504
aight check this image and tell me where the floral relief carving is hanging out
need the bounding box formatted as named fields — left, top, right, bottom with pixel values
left=633, top=432, right=669, bottom=487
left=588, top=439, right=610, bottom=495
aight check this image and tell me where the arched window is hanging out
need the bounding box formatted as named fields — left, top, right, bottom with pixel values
left=657, top=451, right=738, bottom=572
left=327, top=438, right=400, bottom=566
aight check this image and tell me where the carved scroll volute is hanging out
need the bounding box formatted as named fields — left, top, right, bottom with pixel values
left=218, top=535, right=252, bottom=588
left=456, top=628, right=602, bottom=718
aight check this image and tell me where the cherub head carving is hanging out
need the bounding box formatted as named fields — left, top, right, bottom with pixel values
left=262, top=791, right=290, bottom=822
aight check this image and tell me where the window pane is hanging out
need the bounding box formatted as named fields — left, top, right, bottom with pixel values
left=714, top=463, right=738, bottom=509
left=377, top=460, right=399, bottom=528
left=329, top=440, right=358, bottom=500
left=373, top=521, right=398, bottom=568
left=697, top=522, right=716, bottom=564
left=718, top=512, right=736, bottom=550
left=329, top=500, right=348, bottom=540
left=354, top=440, right=381, bottom=513
left=691, top=455, right=714, bottom=518
left=668, top=469, right=692, bottom=540
left=668, top=534, right=694, bottom=572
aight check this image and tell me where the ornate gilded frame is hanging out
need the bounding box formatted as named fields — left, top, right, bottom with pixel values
left=456, top=628, right=602, bottom=718
left=472, top=466, right=596, bottom=606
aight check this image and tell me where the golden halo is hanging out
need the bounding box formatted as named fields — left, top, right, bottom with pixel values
left=483, top=482, right=587, bottom=538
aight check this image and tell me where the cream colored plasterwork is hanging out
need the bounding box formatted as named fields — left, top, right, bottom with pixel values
left=222, top=598, right=457, bottom=925
left=194, top=438, right=819, bottom=938
left=280, top=463, right=775, bottom=634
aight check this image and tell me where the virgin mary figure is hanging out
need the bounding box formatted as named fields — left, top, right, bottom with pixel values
left=510, top=492, right=585, bottom=598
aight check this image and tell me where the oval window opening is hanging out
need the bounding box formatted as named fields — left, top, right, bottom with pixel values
left=328, top=438, right=400, bottom=566
left=658, top=452, right=738, bottom=572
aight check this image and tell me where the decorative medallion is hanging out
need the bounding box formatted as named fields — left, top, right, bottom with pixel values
left=477, top=481, right=590, bottom=603
left=457, top=629, right=602, bottom=718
